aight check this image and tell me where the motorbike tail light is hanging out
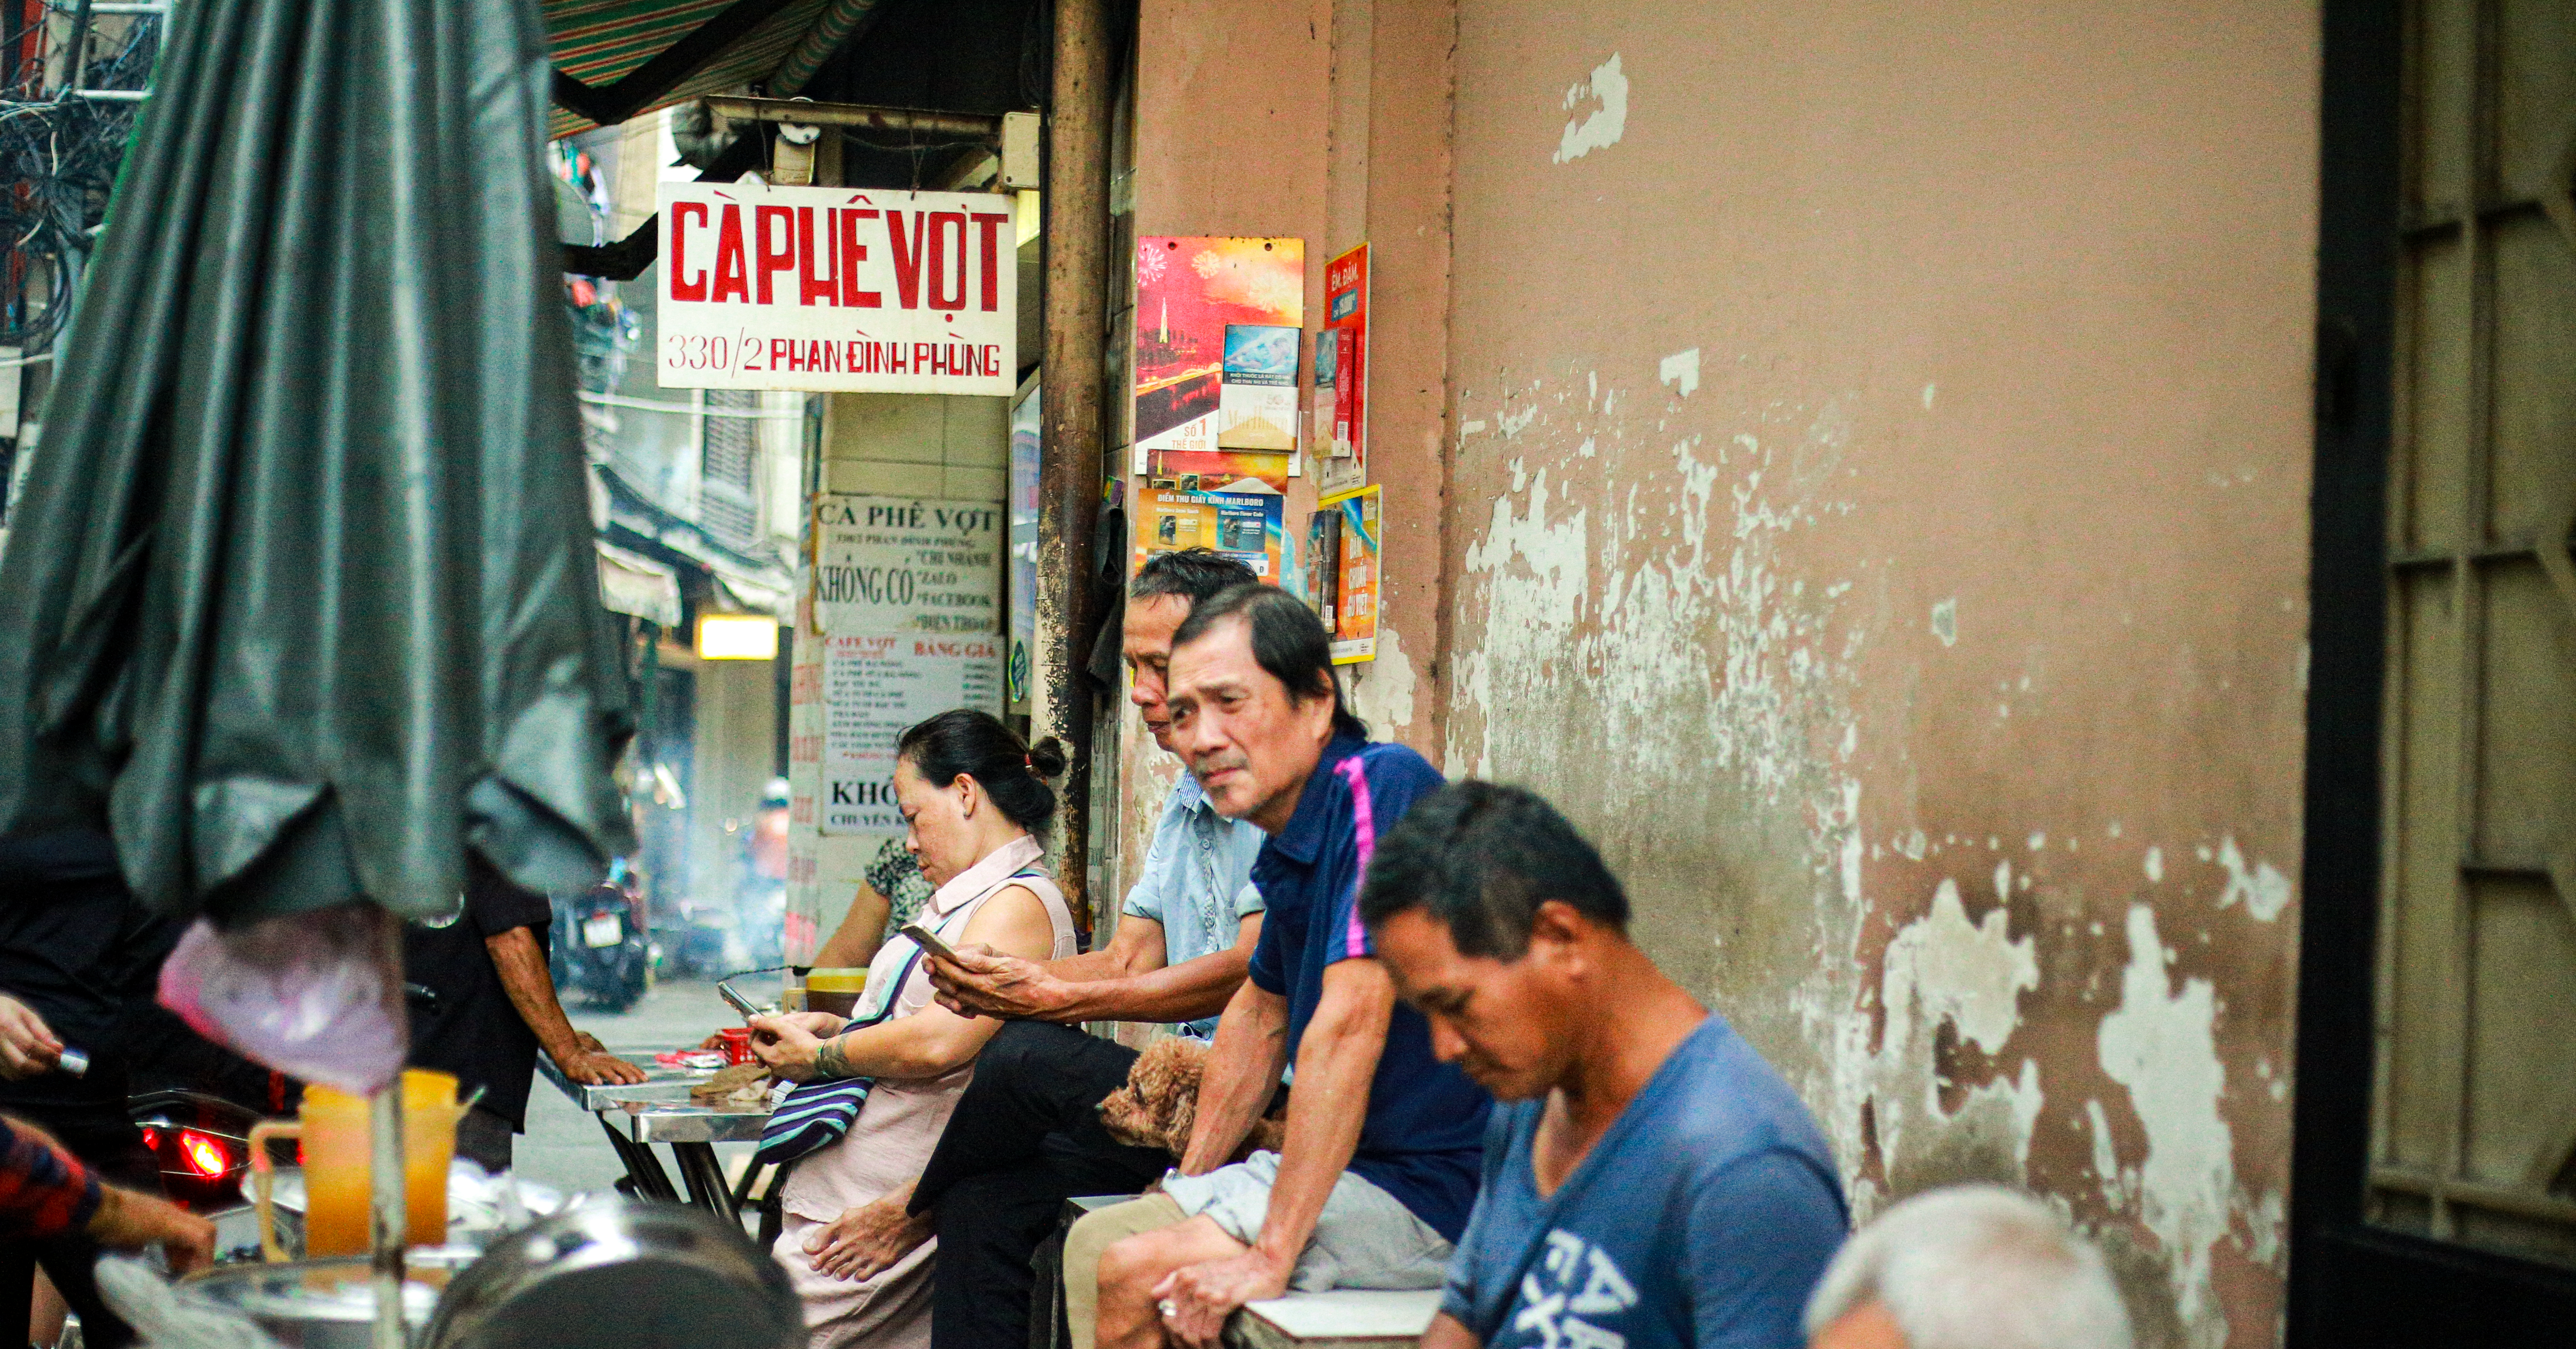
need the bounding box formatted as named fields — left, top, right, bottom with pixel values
left=179, top=1129, right=233, bottom=1179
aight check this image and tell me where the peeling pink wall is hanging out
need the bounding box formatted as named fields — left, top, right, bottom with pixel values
left=1127, top=1, right=2321, bottom=1344
left=1438, top=4, right=2318, bottom=1346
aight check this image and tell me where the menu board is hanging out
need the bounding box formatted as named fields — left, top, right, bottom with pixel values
left=820, top=633, right=1004, bottom=834
left=812, top=494, right=1002, bottom=635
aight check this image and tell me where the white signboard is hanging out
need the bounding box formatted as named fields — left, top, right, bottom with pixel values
left=656, top=183, right=1016, bottom=395
left=821, top=633, right=1004, bottom=834
left=813, top=494, right=1002, bottom=635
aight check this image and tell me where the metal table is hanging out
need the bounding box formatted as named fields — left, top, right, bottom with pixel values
left=537, top=1050, right=771, bottom=1224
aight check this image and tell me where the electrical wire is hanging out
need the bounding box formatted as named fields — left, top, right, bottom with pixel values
left=0, top=13, right=158, bottom=354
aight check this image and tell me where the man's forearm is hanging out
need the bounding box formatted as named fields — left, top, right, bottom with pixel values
left=1249, top=962, right=1390, bottom=1269
left=1042, top=946, right=1249, bottom=1025
left=1037, top=947, right=1134, bottom=986
left=1178, top=982, right=1289, bottom=1175
left=486, top=928, right=584, bottom=1062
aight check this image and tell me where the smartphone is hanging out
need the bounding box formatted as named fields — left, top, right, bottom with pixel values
left=717, top=981, right=761, bottom=1019
left=898, top=923, right=962, bottom=964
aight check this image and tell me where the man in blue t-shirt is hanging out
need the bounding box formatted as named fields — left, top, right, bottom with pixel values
left=1068, top=585, right=1491, bottom=1349
left=1362, top=782, right=1849, bottom=1349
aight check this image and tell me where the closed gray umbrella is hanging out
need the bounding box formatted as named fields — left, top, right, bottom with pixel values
left=0, top=0, right=633, bottom=922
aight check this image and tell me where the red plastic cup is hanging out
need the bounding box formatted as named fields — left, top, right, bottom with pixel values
left=718, top=1026, right=753, bottom=1066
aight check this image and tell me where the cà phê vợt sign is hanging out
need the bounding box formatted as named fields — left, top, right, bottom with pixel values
left=657, top=183, right=1016, bottom=395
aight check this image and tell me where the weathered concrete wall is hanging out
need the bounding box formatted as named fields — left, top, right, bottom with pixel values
left=1322, top=0, right=1456, bottom=755
left=1437, top=4, right=2318, bottom=1346
left=1113, top=0, right=1335, bottom=927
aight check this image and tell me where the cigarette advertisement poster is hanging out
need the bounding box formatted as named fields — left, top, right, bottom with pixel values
left=821, top=634, right=1004, bottom=834
left=1135, top=487, right=1284, bottom=584
left=1315, top=243, right=1369, bottom=494
left=812, top=494, right=1003, bottom=635
left=1217, top=324, right=1300, bottom=451
left=1133, top=237, right=1302, bottom=488
left=657, top=183, right=1015, bottom=395
left=1321, top=485, right=1380, bottom=663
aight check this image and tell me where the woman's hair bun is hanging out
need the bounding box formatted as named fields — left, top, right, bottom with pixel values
left=895, top=710, right=1063, bottom=833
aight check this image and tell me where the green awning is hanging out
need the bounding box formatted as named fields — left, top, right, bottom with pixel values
left=542, top=0, right=840, bottom=139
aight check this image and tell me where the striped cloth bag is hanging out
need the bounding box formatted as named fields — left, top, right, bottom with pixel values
left=753, top=942, right=929, bottom=1166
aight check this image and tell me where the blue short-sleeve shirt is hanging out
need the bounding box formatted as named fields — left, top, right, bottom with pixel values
left=1245, top=735, right=1491, bottom=1241
left=1440, top=1015, right=1848, bottom=1349
left=1122, top=772, right=1267, bottom=1036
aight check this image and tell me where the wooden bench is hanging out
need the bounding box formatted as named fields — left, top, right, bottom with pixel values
left=1033, top=1198, right=1439, bottom=1349
left=1228, top=1289, right=1441, bottom=1349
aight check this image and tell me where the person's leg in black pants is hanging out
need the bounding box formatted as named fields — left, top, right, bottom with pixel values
left=913, top=1023, right=1165, bottom=1210
left=918, top=1022, right=1173, bottom=1349
left=932, top=1159, right=1078, bottom=1349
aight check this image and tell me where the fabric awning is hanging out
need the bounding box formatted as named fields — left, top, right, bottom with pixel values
left=542, top=0, right=877, bottom=139
left=596, top=541, right=685, bottom=627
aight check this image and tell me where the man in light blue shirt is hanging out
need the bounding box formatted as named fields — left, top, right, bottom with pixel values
left=1119, top=768, right=1268, bottom=1035
left=878, top=549, right=1268, bottom=1349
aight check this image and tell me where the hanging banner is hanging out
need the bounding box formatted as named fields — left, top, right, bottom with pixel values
left=1133, top=236, right=1303, bottom=488
left=657, top=183, right=1016, bottom=395
left=1315, top=244, right=1369, bottom=494
left=811, top=494, right=1003, bottom=635
left=1320, top=485, right=1379, bottom=663
left=1007, top=382, right=1041, bottom=713
left=1135, top=487, right=1283, bottom=584
left=821, top=634, right=1005, bottom=834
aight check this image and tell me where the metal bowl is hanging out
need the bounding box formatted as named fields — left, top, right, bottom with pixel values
left=424, top=1198, right=800, bottom=1349
left=181, top=1258, right=448, bottom=1349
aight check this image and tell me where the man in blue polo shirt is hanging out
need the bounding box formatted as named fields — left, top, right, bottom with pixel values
left=1363, top=782, right=1848, bottom=1349
left=1068, top=584, right=1491, bottom=1349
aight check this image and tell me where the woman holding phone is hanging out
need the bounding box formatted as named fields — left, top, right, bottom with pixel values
left=749, top=709, right=1077, bottom=1349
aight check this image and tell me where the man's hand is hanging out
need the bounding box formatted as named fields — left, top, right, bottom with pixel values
left=555, top=1047, right=646, bottom=1086
left=1152, top=1247, right=1292, bottom=1349
left=803, top=1191, right=933, bottom=1281
left=87, top=1185, right=217, bottom=1276
left=0, top=994, right=63, bottom=1079
left=926, top=944, right=1072, bottom=1021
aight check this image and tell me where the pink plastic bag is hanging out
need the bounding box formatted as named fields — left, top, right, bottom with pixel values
left=157, top=902, right=408, bottom=1095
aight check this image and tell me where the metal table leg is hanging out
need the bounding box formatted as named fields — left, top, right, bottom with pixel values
left=670, top=1141, right=741, bottom=1223
left=730, top=1157, right=769, bottom=1213
left=596, top=1115, right=680, bottom=1201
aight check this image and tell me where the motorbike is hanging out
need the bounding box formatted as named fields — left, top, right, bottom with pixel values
left=549, top=877, right=650, bottom=1012
left=128, top=1086, right=264, bottom=1212
left=651, top=895, right=739, bottom=979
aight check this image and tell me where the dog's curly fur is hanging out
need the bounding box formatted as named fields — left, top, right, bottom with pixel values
left=1097, top=1036, right=1287, bottom=1162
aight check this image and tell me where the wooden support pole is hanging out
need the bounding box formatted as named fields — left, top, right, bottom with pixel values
left=1035, top=0, right=1112, bottom=929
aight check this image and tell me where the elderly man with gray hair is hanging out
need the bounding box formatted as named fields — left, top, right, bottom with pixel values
left=1803, top=1184, right=2134, bottom=1349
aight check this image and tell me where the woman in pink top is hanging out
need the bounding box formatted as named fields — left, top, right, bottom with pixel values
left=753, top=710, right=1080, bottom=1349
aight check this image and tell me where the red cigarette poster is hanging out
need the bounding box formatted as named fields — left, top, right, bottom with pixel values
left=1315, top=243, right=1368, bottom=494
left=1133, top=237, right=1303, bottom=489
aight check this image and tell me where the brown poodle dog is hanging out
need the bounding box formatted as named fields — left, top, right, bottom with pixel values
left=1097, top=1035, right=1287, bottom=1162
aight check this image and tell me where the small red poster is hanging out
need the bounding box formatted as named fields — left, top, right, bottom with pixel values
left=1315, top=243, right=1368, bottom=493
